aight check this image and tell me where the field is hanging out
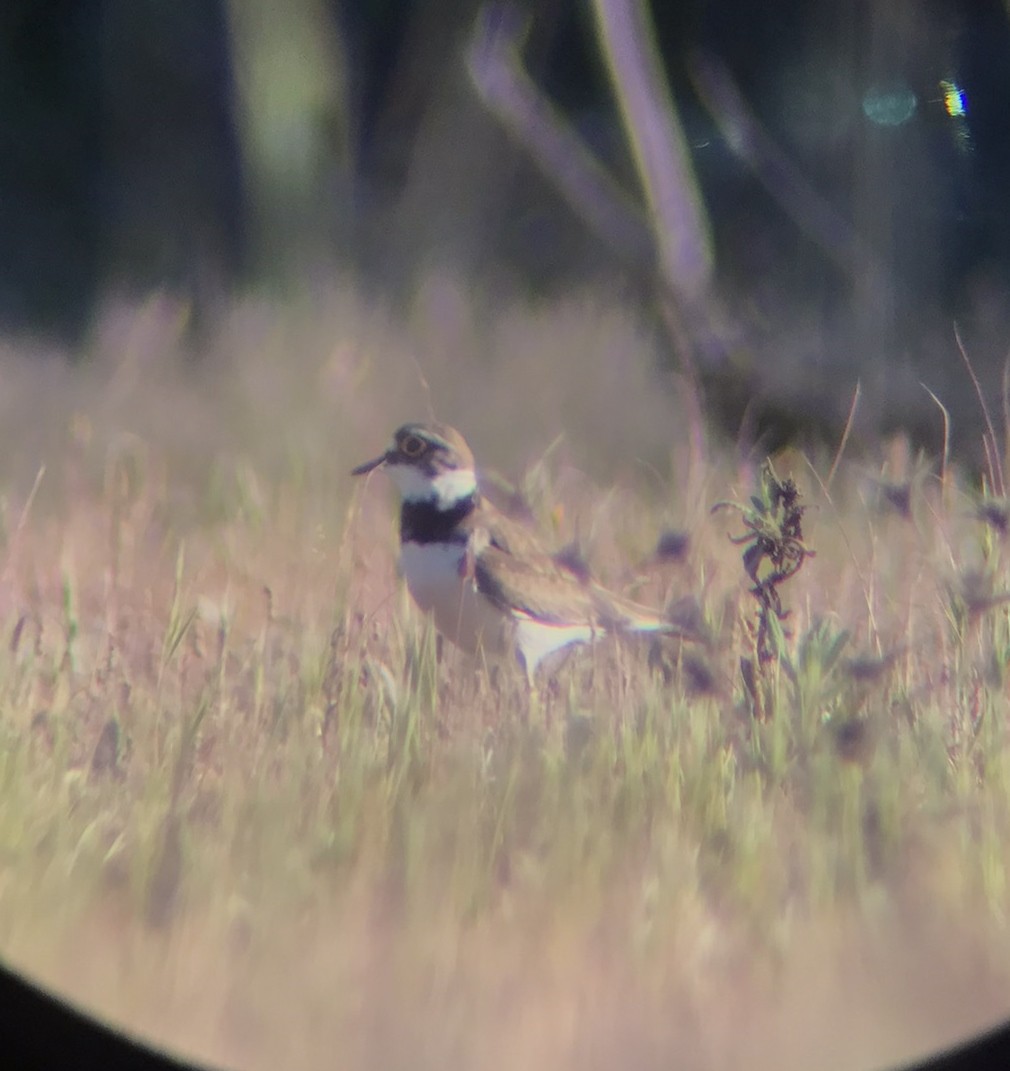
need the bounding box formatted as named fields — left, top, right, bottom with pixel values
left=1, top=282, right=1009, bottom=1070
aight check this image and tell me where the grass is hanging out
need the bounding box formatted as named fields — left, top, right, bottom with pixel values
left=1, top=281, right=1009, bottom=1070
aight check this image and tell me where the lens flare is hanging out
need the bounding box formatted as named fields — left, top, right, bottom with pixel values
left=940, top=79, right=967, bottom=117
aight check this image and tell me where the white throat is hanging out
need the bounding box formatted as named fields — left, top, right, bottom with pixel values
left=387, top=464, right=477, bottom=508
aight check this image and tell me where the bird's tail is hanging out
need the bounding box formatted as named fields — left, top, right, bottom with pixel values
left=596, top=588, right=705, bottom=642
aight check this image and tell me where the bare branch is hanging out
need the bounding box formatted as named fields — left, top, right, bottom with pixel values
left=590, top=0, right=713, bottom=302
left=689, top=50, right=877, bottom=279
left=466, top=5, right=653, bottom=269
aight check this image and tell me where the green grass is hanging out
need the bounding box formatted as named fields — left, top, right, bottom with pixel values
left=0, top=283, right=1009, bottom=1070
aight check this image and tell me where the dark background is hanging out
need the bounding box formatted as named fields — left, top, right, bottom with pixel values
left=2, top=0, right=1009, bottom=445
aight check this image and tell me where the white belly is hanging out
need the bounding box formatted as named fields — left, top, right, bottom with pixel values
left=399, top=542, right=509, bottom=656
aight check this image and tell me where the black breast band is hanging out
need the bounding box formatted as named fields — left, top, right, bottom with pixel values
left=400, top=494, right=476, bottom=544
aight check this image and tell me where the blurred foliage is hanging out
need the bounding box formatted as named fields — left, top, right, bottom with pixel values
left=1, top=1, right=1010, bottom=451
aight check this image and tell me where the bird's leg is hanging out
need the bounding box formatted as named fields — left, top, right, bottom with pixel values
left=516, top=646, right=559, bottom=732
left=517, top=649, right=536, bottom=729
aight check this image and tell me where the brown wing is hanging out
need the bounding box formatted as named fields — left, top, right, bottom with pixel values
left=469, top=498, right=675, bottom=633
left=474, top=542, right=600, bottom=624
left=479, top=501, right=557, bottom=560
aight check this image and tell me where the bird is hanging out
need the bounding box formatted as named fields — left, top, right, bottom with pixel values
left=352, top=421, right=686, bottom=681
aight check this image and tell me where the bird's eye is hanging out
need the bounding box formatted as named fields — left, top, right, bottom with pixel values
left=400, top=434, right=425, bottom=457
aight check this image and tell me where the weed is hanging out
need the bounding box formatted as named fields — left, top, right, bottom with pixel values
left=714, top=460, right=813, bottom=719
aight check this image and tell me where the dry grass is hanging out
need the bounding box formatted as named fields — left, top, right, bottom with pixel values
left=1, top=280, right=1009, bottom=1070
